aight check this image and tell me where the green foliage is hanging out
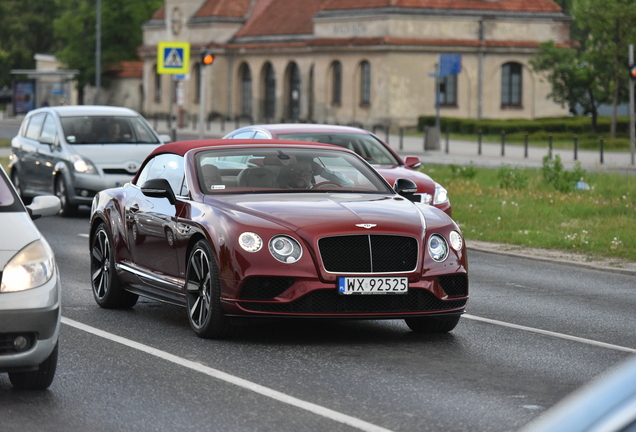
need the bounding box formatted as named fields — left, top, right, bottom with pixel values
left=498, top=165, right=529, bottom=190
left=541, top=154, right=586, bottom=193
left=0, top=0, right=61, bottom=88
left=449, top=163, right=477, bottom=179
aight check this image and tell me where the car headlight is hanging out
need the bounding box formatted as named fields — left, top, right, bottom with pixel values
left=433, top=182, right=449, bottom=205
left=71, top=154, right=97, bottom=174
left=428, top=234, right=449, bottom=262
left=449, top=231, right=463, bottom=251
left=269, top=235, right=302, bottom=264
left=239, top=232, right=263, bottom=252
left=1, top=238, right=56, bottom=292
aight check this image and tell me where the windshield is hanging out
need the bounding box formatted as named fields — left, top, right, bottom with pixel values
left=60, top=116, right=159, bottom=144
left=276, top=133, right=399, bottom=165
left=196, top=148, right=391, bottom=194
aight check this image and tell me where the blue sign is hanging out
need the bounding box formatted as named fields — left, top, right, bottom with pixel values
left=439, top=54, right=462, bottom=77
left=13, top=81, right=35, bottom=114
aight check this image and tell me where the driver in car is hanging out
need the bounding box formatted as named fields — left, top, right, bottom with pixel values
left=285, top=157, right=354, bottom=189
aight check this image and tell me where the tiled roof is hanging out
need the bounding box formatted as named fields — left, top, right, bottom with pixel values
left=151, top=5, right=165, bottom=19
left=235, top=0, right=332, bottom=37
left=110, top=61, right=143, bottom=78
left=321, top=0, right=562, bottom=12
left=193, top=0, right=252, bottom=18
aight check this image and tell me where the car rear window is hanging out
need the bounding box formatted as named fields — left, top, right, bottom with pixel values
left=60, top=116, right=159, bottom=144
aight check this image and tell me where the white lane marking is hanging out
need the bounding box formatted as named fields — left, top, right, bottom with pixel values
left=78, top=233, right=89, bottom=238
left=61, top=317, right=395, bottom=432
left=464, top=314, right=636, bottom=353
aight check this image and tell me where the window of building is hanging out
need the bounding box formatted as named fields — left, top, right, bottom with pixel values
left=154, top=65, right=161, bottom=103
left=439, top=74, right=457, bottom=106
left=288, top=62, right=301, bottom=120
left=264, top=63, right=276, bottom=119
left=241, top=64, right=252, bottom=117
left=332, top=61, right=342, bottom=106
left=360, top=61, right=371, bottom=106
left=501, top=62, right=522, bottom=107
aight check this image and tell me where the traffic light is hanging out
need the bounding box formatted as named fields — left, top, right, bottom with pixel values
left=630, top=64, right=636, bottom=80
left=201, top=50, right=215, bottom=66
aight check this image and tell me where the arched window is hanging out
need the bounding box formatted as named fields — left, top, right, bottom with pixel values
left=264, top=63, right=276, bottom=120
left=501, top=62, right=522, bottom=107
left=360, top=60, right=371, bottom=106
left=240, top=64, right=252, bottom=116
left=154, top=64, right=161, bottom=103
left=287, top=62, right=301, bottom=120
left=194, top=63, right=201, bottom=104
left=331, top=61, right=342, bottom=105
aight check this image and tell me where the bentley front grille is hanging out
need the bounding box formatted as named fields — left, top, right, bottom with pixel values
left=319, top=235, right=418, bottom=273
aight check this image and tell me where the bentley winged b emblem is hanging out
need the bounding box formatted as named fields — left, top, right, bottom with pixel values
left=355, top=224, right=377, bottom=229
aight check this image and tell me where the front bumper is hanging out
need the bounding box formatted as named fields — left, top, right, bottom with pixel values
left=69, top=172, right=134, bottom=205
left=0, top=272, right=61, bottom=371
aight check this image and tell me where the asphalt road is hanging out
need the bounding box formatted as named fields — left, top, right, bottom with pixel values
left=1, top=211, right=634, bottom=432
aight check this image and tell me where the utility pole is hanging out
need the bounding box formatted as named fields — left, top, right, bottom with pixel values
left=95, top=0, right=101, bottom=105
left=629, top=44, right=635, bottom=165
left=198, top=63, right=206, bottom=139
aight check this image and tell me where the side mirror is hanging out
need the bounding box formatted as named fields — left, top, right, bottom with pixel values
left=404, top=156, right=421, bottom=169
left=26, top=195, right=61, bottom=220
left=394, top=178, right=418, bottom=197
left=158, top=134, right=172, bottom=144
left=39, top=135, right=55, bottom=146
left=140, top=178, right=176, bottom=205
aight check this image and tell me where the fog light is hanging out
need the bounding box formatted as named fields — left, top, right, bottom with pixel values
left=80, top=189, right=89, bottom=197
left=13, top=335, right=30, bottom=352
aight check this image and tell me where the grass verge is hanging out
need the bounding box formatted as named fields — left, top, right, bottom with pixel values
left=421, top=163, right=636, bottom=262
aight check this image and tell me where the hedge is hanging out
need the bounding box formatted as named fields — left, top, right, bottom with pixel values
left=417, top=116, right=633, bottom=135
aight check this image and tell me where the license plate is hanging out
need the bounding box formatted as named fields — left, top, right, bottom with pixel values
left=338, top=277, right=408, bottom=295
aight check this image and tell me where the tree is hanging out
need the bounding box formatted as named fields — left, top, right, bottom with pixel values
left=54, top=0, right=162, bottom=104
left=572, top=0, right=636, bottom=138
left=0, top=0, right=61, bottom=88
left=530, top=41, right=610, bottom=131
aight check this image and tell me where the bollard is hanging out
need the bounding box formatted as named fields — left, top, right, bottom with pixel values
left=478, top=129, right=482, bottom=155
left=600, top=136, right=604, bottom=164
left=399, top=127, right=404, bottom=150
left=445, top=125, right=449, bottom=154
left=501, top=130, right=506, bottom=156
left=385, top=127, right=389, bottom=146
left=548, top=134, right=553, bottom=159
left=423, top=126, right=427, bottom=152
left=221, top=116, right=225, bottom=132
left=524, top=132, right=529, bottom=158
left=574, top=135, right=578, bottom=161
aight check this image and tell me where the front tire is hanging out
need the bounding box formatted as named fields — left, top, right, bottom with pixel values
left=185, top=240, right=232, bottom=339
left=55, top=176, right=78, bottom=216
left=8, top=342, right=58, bottom=390
left=405, top=315, right=461, bottom=334
left=91, top=223, right=138, bottom=309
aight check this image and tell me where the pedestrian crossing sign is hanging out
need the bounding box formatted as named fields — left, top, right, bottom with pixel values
left=157, top=42, right=190, bottom=75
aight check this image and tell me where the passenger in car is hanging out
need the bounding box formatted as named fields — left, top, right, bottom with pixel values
left=279, top=156, right=354, bottom=189
left=201, top=164, right=224, bottom=191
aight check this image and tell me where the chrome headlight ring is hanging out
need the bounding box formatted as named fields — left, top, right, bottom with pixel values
left=269, top=235, right=303, bottom=264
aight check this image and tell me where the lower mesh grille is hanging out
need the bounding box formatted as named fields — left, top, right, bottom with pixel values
left=239, top=289, right=466, bottom=314
left=438, top=274, right=468, bottom=297
left=239, top=277, right=295, bottom=300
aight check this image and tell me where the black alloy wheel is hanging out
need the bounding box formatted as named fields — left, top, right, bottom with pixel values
left=185, top=240, right=233, bottom=338
left=90, top=223, right=138, bottom=308
left=404, top=315, right=461, bottom=333
left=55, top=176, right=77, bottom=216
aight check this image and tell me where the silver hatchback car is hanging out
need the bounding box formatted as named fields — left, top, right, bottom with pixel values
left=10, top=106, right=169, bottom=215
left=0, top=166, right=62, bottom=390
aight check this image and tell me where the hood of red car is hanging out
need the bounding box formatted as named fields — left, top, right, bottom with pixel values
left=214, top=193, right=426, bottom=237
left=374, top=165, right=436, bottom=194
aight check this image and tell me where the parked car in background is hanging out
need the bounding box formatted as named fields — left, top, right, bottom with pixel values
left=223, top=124, right=451, bottom=215
left=10, top=106, right=170, bottom=216
left=0, top=166, right=61, bottom=390
left=89, top=139, right=468, bottom=339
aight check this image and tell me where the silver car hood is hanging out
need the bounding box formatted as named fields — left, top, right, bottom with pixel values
left=0, top=213, right=42, bottom=269
left=71, top=144, right=161, bottom=166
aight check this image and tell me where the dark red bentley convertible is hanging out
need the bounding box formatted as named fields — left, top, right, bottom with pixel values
left=89, top=139, right=468, bottom=338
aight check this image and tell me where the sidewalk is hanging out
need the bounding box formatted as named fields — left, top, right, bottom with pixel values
left=155, top=119, right=636, bottom=174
